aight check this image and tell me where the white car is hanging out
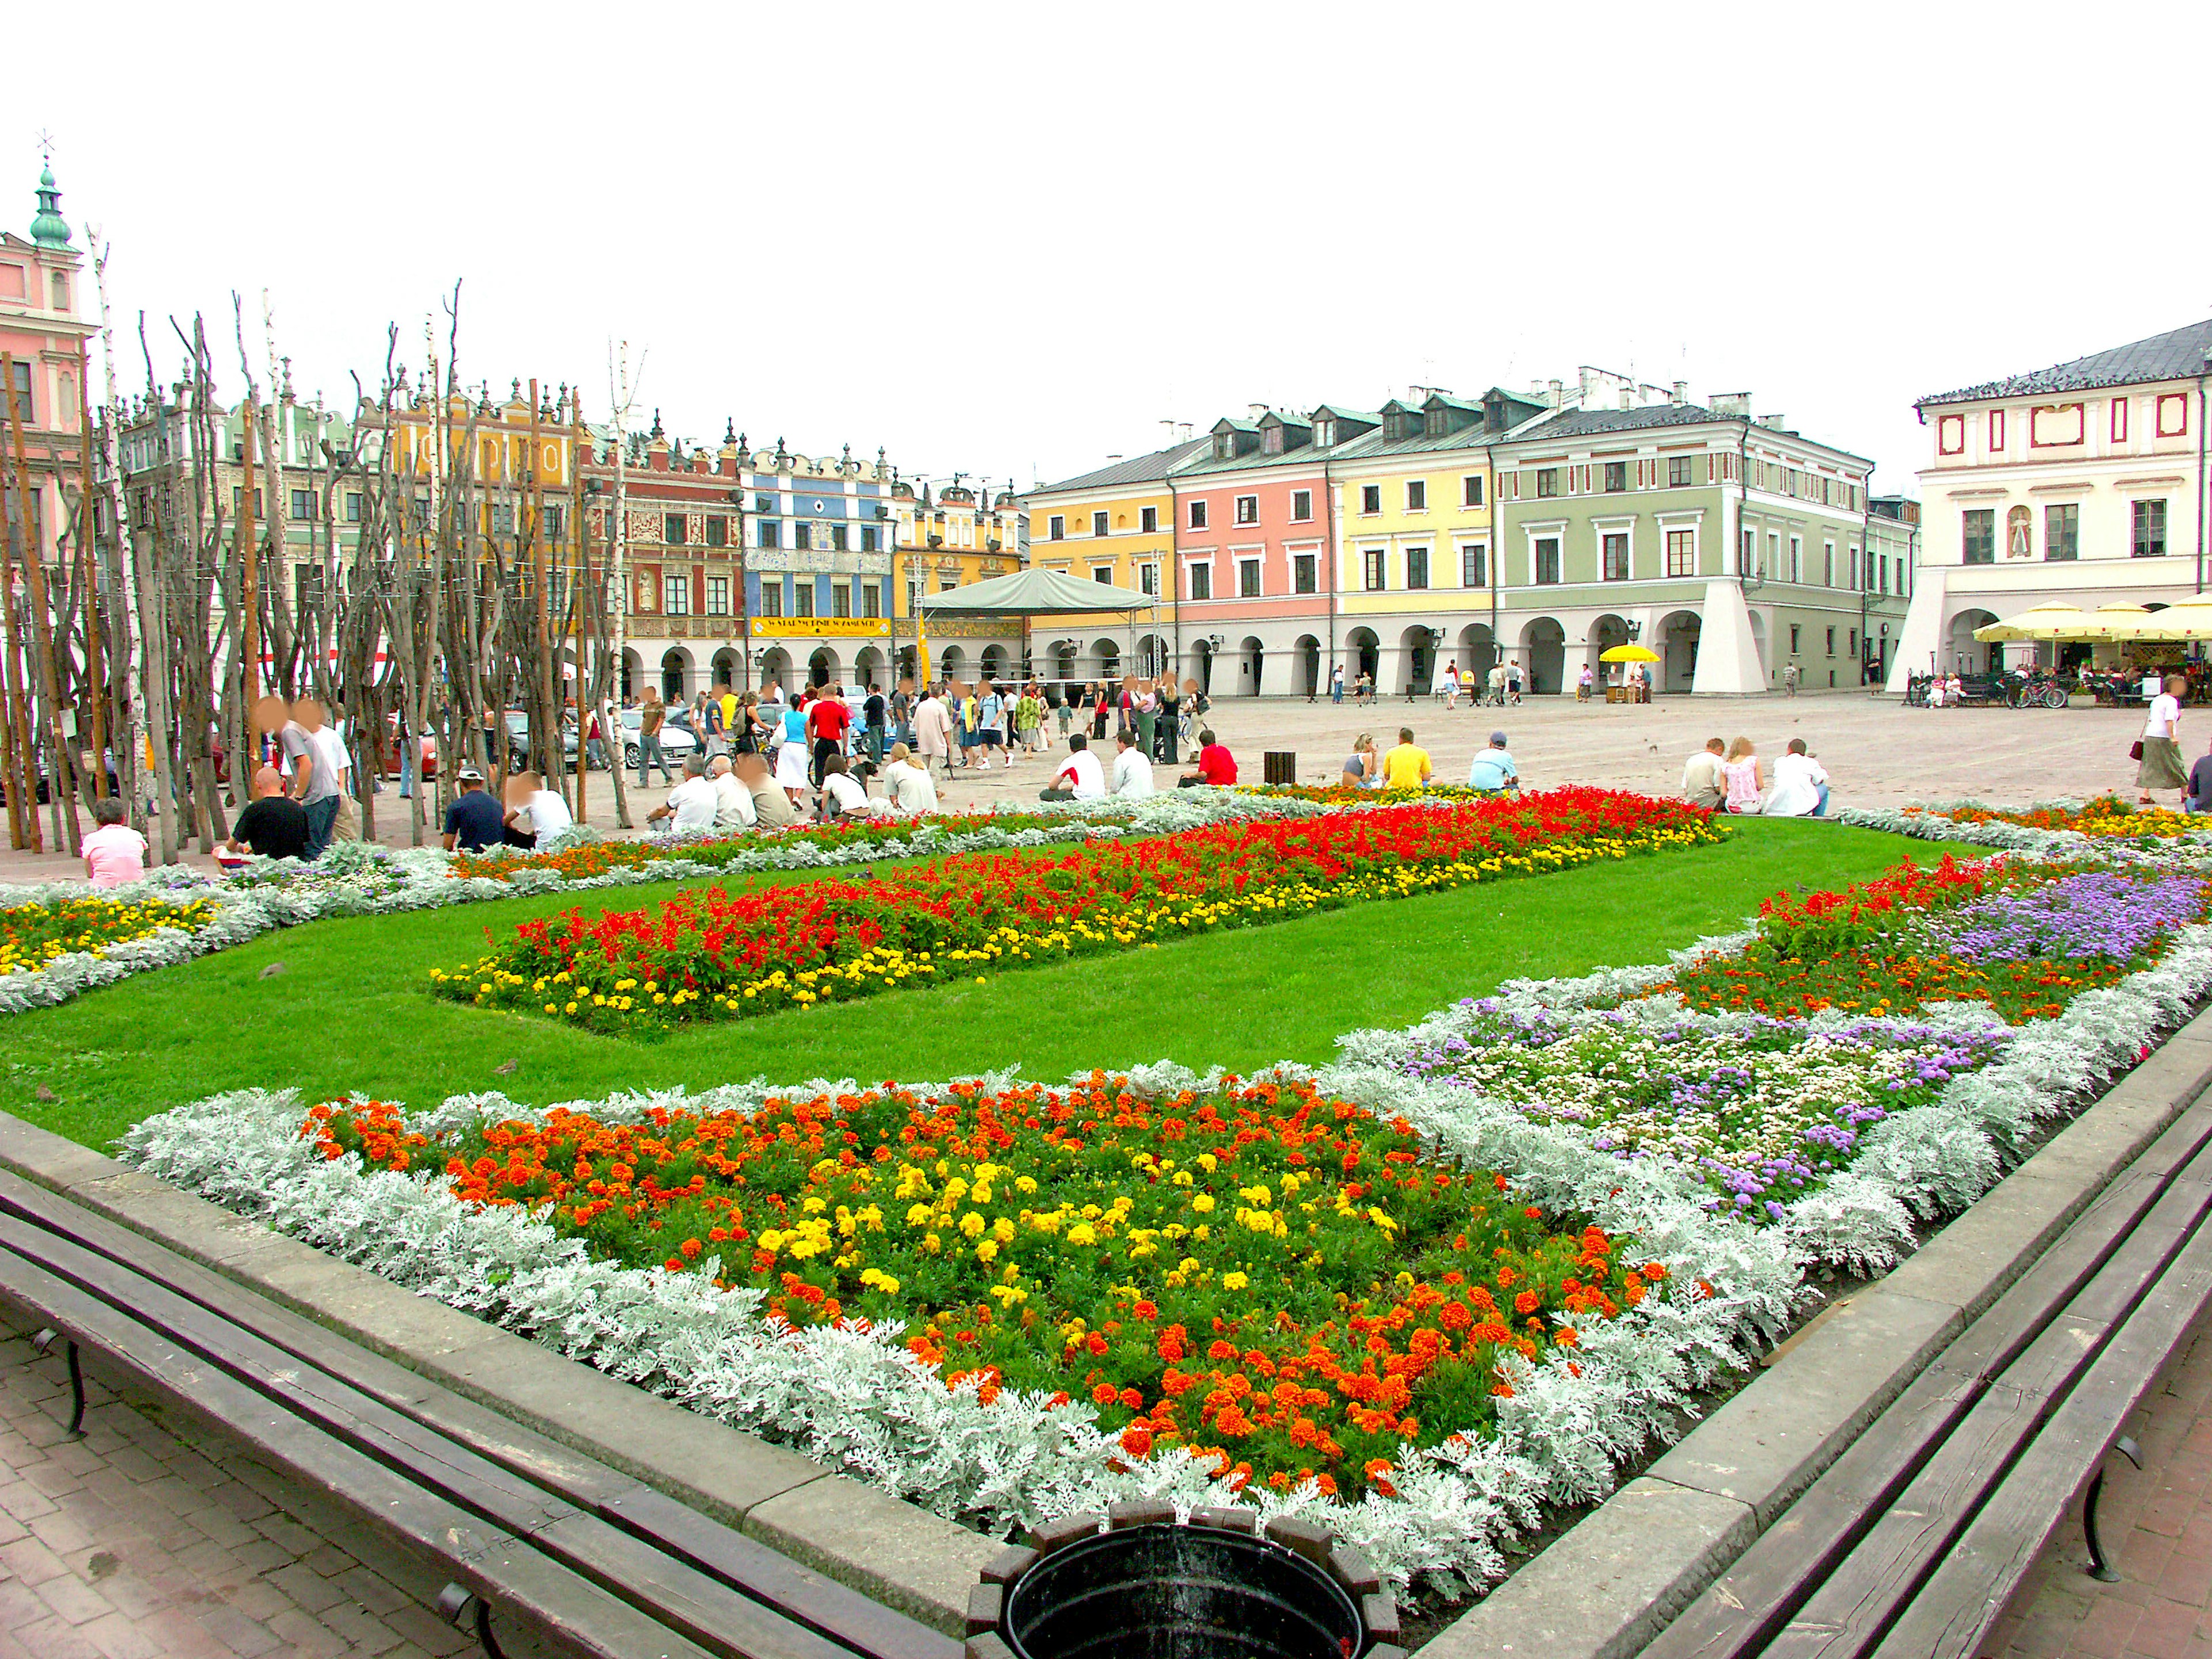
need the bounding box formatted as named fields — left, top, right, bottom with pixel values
left=617, top=708, right=701, bottom=771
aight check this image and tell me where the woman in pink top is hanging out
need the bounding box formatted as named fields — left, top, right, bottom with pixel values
left=1720, top=736, right=1763, bottom=814
left=81, top=798, right=148, bottom=888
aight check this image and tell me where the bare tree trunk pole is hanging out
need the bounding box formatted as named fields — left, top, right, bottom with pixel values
left=4, top=352, right=65, bottom=852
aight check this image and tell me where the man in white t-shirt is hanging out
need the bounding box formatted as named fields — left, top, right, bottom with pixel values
left=1111, top=730, right=1154, bottom=798
left=1766, top=739, right=1830, bottom=818
left=709, top=756, right=757, bottom=828
left=507, top=778, right=574, bottom=844
left=1040, top=733, right=1106, bottom=801
left=882, top=743, right=940, bottom=815
left=647, top=757, right=718, bottom=831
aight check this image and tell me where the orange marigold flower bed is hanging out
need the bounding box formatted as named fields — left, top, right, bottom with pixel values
left=302, top=1075, right=1669, bottom=1498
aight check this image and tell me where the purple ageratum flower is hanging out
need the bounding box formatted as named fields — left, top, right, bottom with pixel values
left=1935, top=871, right=2205, bottom=965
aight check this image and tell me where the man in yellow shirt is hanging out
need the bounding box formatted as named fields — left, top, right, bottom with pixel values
left=1380, top=727, right=1433, bottom=790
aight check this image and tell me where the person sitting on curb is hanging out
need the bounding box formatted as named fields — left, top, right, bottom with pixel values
left=646, top=756, right=719, bottom=833
left=1177, top=729, right=1237, bottom=789
left=1681, top=737, right=1726, bottom=810
left=1381, top=727, right=1433, bottom=790
left=1040, top=732, right=1107, bottom=801
left=1766, top=737, right=1831, bottom=818
left=1467, top=730, right=1519, bottom=792
left=1112, top=728, right=1156, bottom=798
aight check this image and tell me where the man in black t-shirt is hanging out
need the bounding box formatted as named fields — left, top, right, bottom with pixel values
left=442, top=769, right=508, bottom=853
left=2188, top=740, right=2212, bottom=815
left=863, top=683, right=888, bottom=764
left=226, top=766, right=310, bottom=860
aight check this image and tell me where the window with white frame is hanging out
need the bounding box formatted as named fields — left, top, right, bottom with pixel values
left=663, top=573, right=690, bottom=615
left=1293, top=552, right=1316, bottom=593
left=1405, top=479, right=1427, bottom=512
left=1290, top=489, right=1312, bottom=522
left=1188, top=562, right=1213, bottom=600
left=1238, top=558, right=1261, bottom=597
left=1188, top=499, right=1208, bottom=530
left=706, top=575, right=729, bottom=615
left=1048, top=514, right=1065, bottom=540
left=1460, top=543, right=1486, bottom=587
left=1666, top=529, right=1695, bottom=577
left=1406, top=547, right=1429, bottom=589
left=1092, top=510, right=1109, bottom=536
left=1535, top=538, right=1561, bottom=584
left=1601, top=533, right=1629, bottom=581
left=1234, top=495, right=1259, bottom=525
left=1462, top=475, right=1483, bottom=507
left=1363, top=550, right=1385, bottom=590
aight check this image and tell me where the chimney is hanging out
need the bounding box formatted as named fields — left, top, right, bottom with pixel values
left=1618, top=386, right=1634, bottom=410
left=1671, top=381, right=1687, bottom=406
left=1248, top=403, right=1270, bottom=422
left=1176, top=423, right=1192, bottom=442
left=1710, top=392, right=1751, bottom=418
left=1548, top=378, right=1564, bottom=408
left=1759, top=413, right=1786, bottom=430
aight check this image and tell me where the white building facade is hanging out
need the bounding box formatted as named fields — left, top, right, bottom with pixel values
left=1891, top=320, right=2212, bottom=687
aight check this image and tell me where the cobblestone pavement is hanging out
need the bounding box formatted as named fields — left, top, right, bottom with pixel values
left=0, top=1315, right=538, bottom=1659
left=1986, top=1311, right=2212, bottom=1659
left=0, top=687, right=2168, bottom=886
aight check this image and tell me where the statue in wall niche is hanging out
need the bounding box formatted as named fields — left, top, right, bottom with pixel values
left=2007, top=505, right=2033, bottom=559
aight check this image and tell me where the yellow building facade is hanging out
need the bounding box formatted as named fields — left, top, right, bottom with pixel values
left=1019, top=437, right=1204, bottom=682
left=889, top=479, right=1024, bottom=683
left=1327, top=390, right=1543, bottom=690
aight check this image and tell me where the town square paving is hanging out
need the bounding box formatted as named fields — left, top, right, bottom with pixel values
left=0, top=687, right=2177, bottom=887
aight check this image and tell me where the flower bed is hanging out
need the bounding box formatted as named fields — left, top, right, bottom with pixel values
left=1238, top=783, right=1499, bottom=806
left=0, top=791, right=1315, bottom=1018
left=430, top=791, right=1721, bottom=1031
left=305, top=1076, right=1673, bottom=1501
left=445, top=810, right=1094, bottom=882
left=1395, top=1015, right=2010, bottom=1222
left=1904, top=796, right=2202, bottom=841
left=0, top=893, right=217, bottom=977
left=1668, top=857, right=2210, bottom=1023
left=116, top=807, right=2212, bottom=1596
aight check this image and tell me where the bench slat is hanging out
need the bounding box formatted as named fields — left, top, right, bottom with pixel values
left=1766, top=1168, right=2212, bottom=1658
left=1639, top=1108, right=2212, bottom=1659
left=0, top=1211, right=858, bottom=1659
left=0, top=1169, right=956, bottom=1659
left=0, top=1244, right=721, bottom=1659
left=1871, top=1215, right=2212, bottom=1659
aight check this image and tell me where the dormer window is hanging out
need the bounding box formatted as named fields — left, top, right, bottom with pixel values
left=1262, top=425, right=1283, bottom=454
left=1214, top=433, right=1235, bottom=460
left=1314, top=418, right=1336, bottom=448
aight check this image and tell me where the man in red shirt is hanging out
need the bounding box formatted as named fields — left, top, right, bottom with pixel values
left=1177, top=728, right=1237, bottom=789
left=806, top=683, right=853, bottom=786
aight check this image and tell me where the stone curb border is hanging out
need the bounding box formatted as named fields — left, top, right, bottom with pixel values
left=1421, top=1003, right=2212, bottom=1659
left=0, top=1112, right=995, bottom=1636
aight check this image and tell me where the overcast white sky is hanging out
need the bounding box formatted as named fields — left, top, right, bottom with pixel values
left=20, top=1, right=2211, bottom=499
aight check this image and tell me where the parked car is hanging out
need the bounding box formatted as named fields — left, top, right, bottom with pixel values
left=502, top=711, right=581, bottom=774
left=616, top=707, right=700, bottom=772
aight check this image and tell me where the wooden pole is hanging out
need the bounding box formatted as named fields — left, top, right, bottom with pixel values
left=3, top=353, right=51, bottom=851
left=76, top=342, right=105, bottom=799
left=0, top=354, right=32, bottom=850
left=570, top=409, right=586, bottom=826
left=6, top=353, right=78, bottom=853
left=238, top=395, right=260, bottom=710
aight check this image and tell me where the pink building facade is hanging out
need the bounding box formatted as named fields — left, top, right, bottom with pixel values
left=1173, top=407, right=1349, bottom=698
left=0, top=164, right=91, bottom=570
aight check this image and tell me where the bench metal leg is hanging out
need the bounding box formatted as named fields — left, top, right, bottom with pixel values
left=28, top=1328, right=87, bottom=1441
left=2085, top=1434, right=2145, bottom=1583
left=435, top=1582, right=506, bottom=1659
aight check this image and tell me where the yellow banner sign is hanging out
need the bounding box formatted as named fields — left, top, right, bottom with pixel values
left=751, top=619, right=892, bottom=638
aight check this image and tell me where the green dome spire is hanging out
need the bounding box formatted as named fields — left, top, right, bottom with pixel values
left=30, top=164, right=72, bottom=250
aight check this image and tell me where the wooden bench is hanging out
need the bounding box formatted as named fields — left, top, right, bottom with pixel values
left=1637, top=1085, right=2212, bottom=1659
left=0, top=1166, right=956, bottom=1659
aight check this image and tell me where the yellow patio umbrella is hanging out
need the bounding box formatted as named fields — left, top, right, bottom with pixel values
left=1971, top=603, right=2094, bottom=642
left=1598, top=644, right=1661, bottom=662
left=2142, top=601, right=2212, bottom=639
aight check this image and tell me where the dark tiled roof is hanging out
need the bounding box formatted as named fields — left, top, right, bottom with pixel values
left=1917, top=320, right=2212, bottom=408
left=1503, top=403, right=1718, bottom=441
left=1029, top=437, right=1211, bottom=495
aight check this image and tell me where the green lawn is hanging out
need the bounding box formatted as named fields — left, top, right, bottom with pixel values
left=3, top=819, right=1934, bottom=1150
